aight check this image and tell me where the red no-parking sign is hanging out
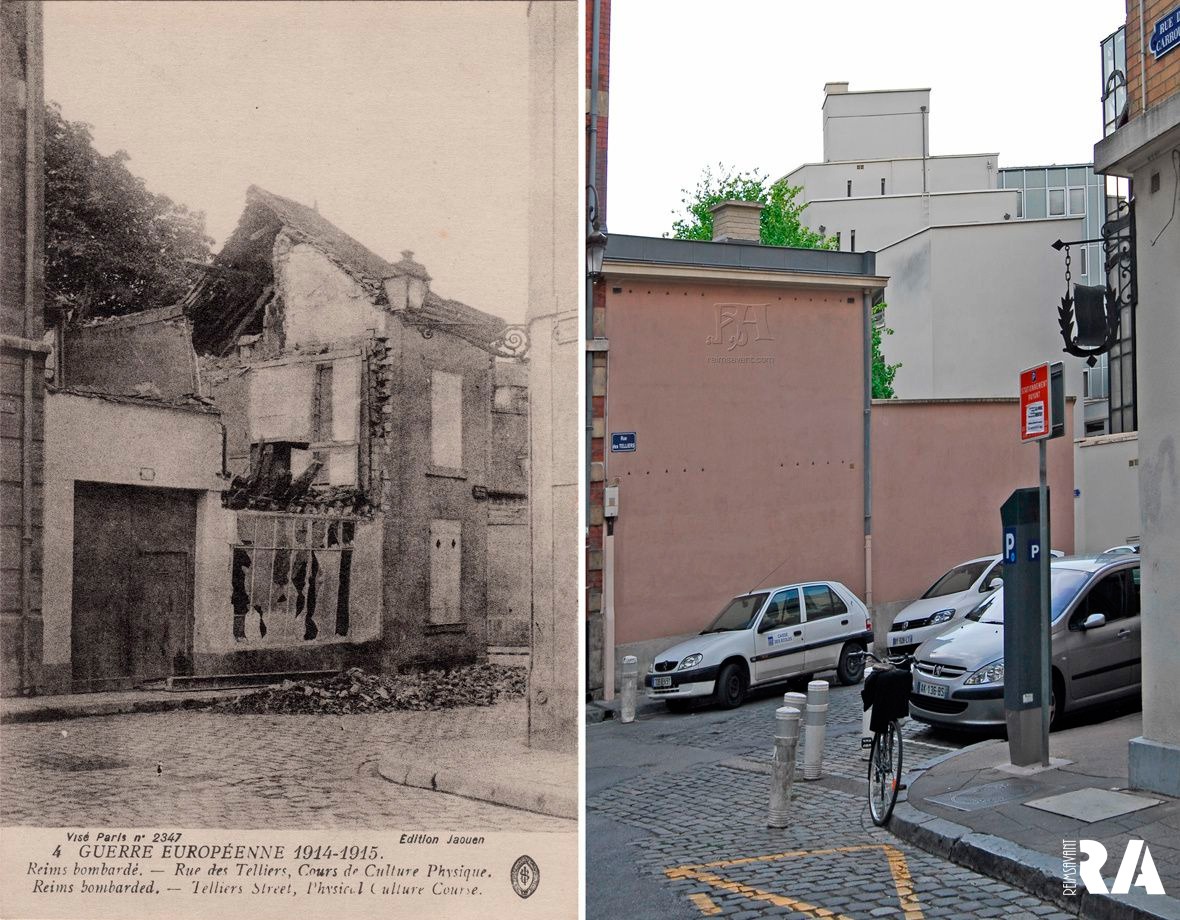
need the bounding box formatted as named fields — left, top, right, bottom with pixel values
left=1020, top=364, right=1051, bottom=442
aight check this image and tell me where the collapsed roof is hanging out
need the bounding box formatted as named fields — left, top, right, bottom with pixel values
left=185, top=186, right=508, bottom=356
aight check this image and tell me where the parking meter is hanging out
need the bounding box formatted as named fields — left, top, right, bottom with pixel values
left=1000, top=487, right=1048, bottom=766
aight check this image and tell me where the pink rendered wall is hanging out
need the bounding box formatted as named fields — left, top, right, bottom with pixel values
left=870, top=400, right=1075, bottom=606
left=606, top=280, right=867, bottom=645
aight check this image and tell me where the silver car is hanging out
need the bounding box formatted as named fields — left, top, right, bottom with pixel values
left=909, top=554, right=1141, bottom=731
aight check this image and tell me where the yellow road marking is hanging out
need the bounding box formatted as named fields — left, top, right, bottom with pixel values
left=688, top=892, right=723, bottom=915
left=667, top=843, right=923, bottom=920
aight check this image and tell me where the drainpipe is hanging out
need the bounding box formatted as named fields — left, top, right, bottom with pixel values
left=862, top=288, right=874, bottom=611
left=586, top=0, right=602, bottom=514
left=1138, top=0, right=1146, bottom=116
left=587, top=0, right=603, bottom=693
left=920, top=105, right=928, bottom=195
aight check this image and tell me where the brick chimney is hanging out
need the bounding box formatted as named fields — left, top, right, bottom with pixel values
left=710, top=200, right=763, bottom=243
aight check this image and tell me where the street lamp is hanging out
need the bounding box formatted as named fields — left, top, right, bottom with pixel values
left=383, top=250, right=432, bottom=312
left=587, top=226, right=608, bottom=279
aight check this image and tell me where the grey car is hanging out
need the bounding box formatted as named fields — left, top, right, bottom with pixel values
left=909, top=554, right=1141, bottom=731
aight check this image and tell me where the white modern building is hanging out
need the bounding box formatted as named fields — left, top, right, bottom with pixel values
left=783, top=82, right=1138, bottom=552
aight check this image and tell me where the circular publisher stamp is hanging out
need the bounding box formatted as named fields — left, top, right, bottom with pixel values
left=510, top=854, right=540, bottom=899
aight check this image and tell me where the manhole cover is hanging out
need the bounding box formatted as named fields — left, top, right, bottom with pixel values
left=38, top=752, right=130, bottom=772
left=928, top=778, right=1040, bottom=812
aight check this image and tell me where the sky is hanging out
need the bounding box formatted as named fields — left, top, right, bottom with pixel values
left=605, top=0, right=1128, bottom=237
left=44, top=1, right=531, bottom=322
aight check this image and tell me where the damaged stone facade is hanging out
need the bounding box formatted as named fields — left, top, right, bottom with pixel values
left=187, top=186, right=529, bottom=675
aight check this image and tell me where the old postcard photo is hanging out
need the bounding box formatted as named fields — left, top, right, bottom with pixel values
left=1, top=1, right=578, bottom=917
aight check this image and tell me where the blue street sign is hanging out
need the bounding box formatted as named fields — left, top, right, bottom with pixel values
left=1004, top=527, right=1018, bottom=564
left=1150, top=5, right=1180, bottom=59
left=611, top=432, right=637, bottom=453
left=1028, top=539, right=1041, bottom=562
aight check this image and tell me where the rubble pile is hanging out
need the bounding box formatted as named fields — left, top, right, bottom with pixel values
left=216, top=664, right=526, bottom=715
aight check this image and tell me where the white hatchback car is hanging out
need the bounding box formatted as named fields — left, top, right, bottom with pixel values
left=644, top=581, right=873, bottom=709
left=887, top=550, right=1063, bottom=655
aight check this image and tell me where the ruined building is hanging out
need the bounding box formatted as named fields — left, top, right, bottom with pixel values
left=34, top=187, right=529, bottom=692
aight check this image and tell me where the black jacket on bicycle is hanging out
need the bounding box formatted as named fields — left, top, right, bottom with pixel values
left=862, top=668, right=911, bottom=733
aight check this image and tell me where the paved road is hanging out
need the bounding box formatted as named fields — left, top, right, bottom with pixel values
left=1, top=700, right=571, bottom=831
left=588, top=681, right=1075, bottom=919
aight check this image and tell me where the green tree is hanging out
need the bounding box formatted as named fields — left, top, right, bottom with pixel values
left=871, top=302, right=901, bottom=399
left=44, top=101, right=213, bottom=320
left=671, top=164, right=901, bottom=397
left=669, top=164, right=835, bottom=249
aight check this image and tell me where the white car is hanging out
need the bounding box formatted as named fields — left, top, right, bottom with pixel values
left=887, top=550, right=1064, bottom=655
left=644, top=580, right=873, bottom=710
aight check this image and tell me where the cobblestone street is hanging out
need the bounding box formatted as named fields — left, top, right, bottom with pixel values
left=588, top=682, right=1075, bottom=919
left=1, top=699, right=571, bottom=831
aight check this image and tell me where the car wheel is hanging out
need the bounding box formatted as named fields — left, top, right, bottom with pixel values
left=714, top=662, right=747, bottom=709
left=836, top=642, right=866, bottom=685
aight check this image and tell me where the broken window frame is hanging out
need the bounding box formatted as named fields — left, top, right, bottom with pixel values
left=230, top=511, right=361, bottom=645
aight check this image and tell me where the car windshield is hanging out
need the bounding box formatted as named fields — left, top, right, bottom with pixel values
left=702, top=593, right=768, bottom=632
left=921, top=560, right=991, bottom=598
left=965, top=569, right=1091, bottom=624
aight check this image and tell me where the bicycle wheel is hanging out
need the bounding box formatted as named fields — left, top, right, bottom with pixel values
left=867, top=720, right=904, bottom=826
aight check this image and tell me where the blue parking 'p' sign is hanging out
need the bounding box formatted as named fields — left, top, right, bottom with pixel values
left=1004, top=527, right=1018, bottom=564
left=611, top=432, right=636, bottom=453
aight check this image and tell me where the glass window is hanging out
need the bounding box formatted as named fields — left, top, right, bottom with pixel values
left=705, top=593, right=769, bottom=632
left=1002, top=171, right=1023, bottom=189
left=1016, top=190, right=1023, bottom=218
left=1090, top=187, right=1104, bottom=225
left=1047, top=168, right=1067, bottom=187
left=1073, top=571, right=1127, bottom=625
left=760, top=588, right=802, bottom=630
left=1049, top=189, right=1065, bottom=215
left=922, top=561, right=991, bottom=598
left=1079, top=246, right=1088, bottom=276
left=967, top=569, right=1091, bottom=624
left=1025, top=188, right=1046, bottom=218
left=1025, top=170, right=1046, bottom=188
left=1069, top=167, right=1090, bottom=186
left=802, top=584, right=845, bottom=620
left=1069, top=188, right=1086, bottom=214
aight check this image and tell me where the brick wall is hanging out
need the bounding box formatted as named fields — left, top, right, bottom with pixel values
left=1125, top=0, right=1180, bottom=121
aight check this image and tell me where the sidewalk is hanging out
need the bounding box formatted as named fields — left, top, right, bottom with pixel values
left=0, top=687, right=240, bottom=723
left=893, top=712, right=1180, bottom=920
left=377, top=736, right=577, bottom=820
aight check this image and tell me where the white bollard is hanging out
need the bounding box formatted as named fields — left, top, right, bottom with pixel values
left=861, top=665, right=876, bottom=760
left=767, top=705, right=802, bottom=828
left=619, top=656, right=638, bottom=723
left=802, top=680, right=829, bottom=780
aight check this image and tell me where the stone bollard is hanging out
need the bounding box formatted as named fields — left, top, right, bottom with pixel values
left=802, top=680, right=829, bottom=780
left=767, top=705, right=802, bottom=828
left=619, top=656, right=638, bottom=723
left=861, top=665, right=875, bottom=761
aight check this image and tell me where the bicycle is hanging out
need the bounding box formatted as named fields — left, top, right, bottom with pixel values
left=850, top=650, right=915, bottom=826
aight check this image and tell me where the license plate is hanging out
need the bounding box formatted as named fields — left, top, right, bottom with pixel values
left=917, top=681, right=948, bottom=699
left=652, top=676, right=672, bottom=689
left=889, top=633, right=914, bottom=648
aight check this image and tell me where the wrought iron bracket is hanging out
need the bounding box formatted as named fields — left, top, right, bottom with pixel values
left=490, top=325, right=529, bottom=359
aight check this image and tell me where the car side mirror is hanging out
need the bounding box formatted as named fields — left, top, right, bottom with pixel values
left=987, top=577, right=1003, bottom=591
left=757, top=619, right=774, bottom=634
left=1082, top=612, right=1107, bottom=630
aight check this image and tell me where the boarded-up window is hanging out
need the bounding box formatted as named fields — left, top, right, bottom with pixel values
left=231, top=513, right=357, bottom=643
left=431, top=370, right=462, bottom=468
left=429, top=519, right=462, bottom=624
